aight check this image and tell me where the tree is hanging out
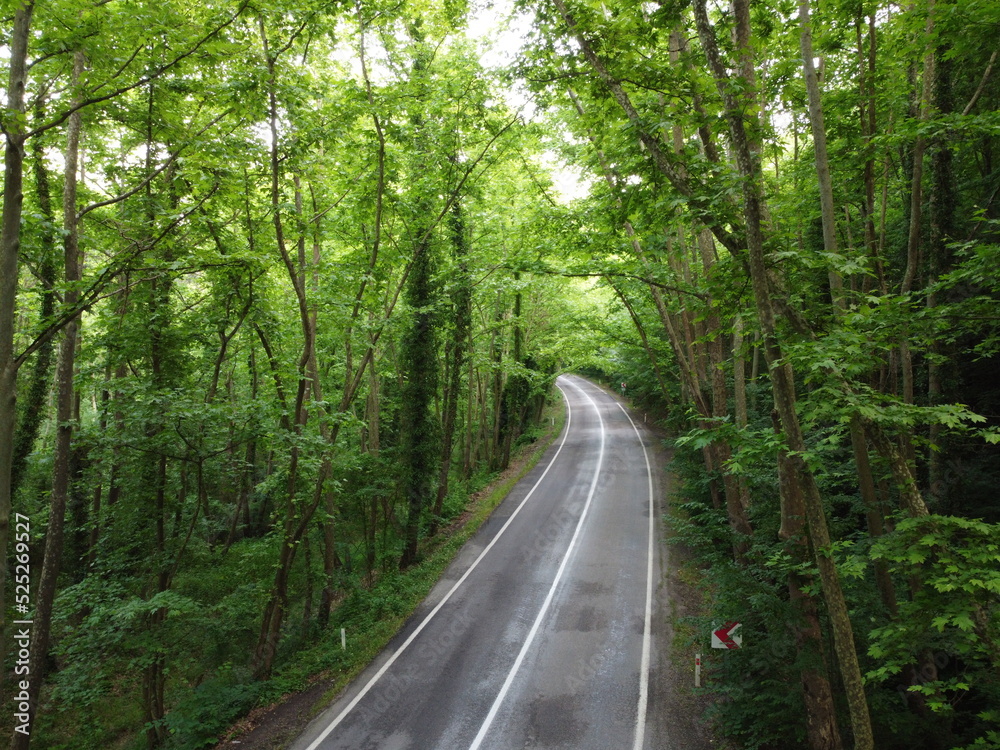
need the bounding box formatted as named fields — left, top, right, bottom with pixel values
left=1, top=0, right=36, bottom=666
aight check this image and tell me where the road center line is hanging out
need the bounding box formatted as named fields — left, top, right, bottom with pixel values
left=302, top=386, right=576, bottom=750
left=615, top=401, right=656, bottom=750
left=467, top=377, right=606, bottom=750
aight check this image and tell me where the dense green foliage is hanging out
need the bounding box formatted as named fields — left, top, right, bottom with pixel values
left=0, top=1, right=595, bottom=746
left=511, top=0, right=1000, bottom=747
left=3, top=0, right=999, bottom=747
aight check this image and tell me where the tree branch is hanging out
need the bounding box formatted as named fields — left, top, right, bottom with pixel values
left=77, top=110, right=231, bottom=220
left=14, top=184, right=220, bottom=368
left=25, top=0, right=249, bottom=139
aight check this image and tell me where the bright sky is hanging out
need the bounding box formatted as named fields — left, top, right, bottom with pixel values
left=467, top=0, right=592, bottom=203
left=467, top=0, right=534, bottom=68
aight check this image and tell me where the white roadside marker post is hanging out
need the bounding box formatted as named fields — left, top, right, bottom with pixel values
left=695, top=653, right=701, bottom=687
left=341, top=628, right=346, bottom=651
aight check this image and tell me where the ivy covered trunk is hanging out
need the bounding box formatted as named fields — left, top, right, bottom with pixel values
left=433, top=198, right=472, bottom=529
left=399, top=227, right=439, bottom=568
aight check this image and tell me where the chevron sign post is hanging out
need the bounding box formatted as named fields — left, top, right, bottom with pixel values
left=711, top=621, right=742, bottom=649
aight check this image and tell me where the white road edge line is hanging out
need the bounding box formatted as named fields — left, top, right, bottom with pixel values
left=302, top=385, right=575, bottom=750
left=615, top=401, right=655, bottom=750
left=468, top=377, right=606, bottom=750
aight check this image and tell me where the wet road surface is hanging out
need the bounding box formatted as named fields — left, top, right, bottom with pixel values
left=290, top=374, right=663, bottom=750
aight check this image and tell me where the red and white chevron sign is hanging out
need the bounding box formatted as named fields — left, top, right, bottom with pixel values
left=712, top=621, right=742, bottom=649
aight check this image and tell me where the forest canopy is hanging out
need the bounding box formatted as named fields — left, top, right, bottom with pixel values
left=1, top=0, right=999, bottom=748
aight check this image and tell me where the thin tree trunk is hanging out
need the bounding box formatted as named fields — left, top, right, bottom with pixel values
left=864, top=420, right=930, bottom=518
left=733, top=315, right=749, bottom=431
left=799, top=0, right=845, bottom=306
left=927, top=41, right=954, bottom=504
left=699, top=228, right=752, bottom=557
left=143, top=87, right=174, bottom=746
left=497, top=286, right=523, bottom=472
left=857, top=11, right=886, bottom=294
left=89, top=373, right=110, bottom=564
left=463, top=328, right=477, bottom=478
left=850, top=416, right=898, bottom=615
left=611, top=285, right=671, bottom=403
left=252, top=17, right=320, bottom=676
left=316, top=450, right=337, bottom=628
left=899, top=1, right=937, bottom=469
left=489, top=299, right=504, bottom=468
left=302, top=534, right=313, bottom=628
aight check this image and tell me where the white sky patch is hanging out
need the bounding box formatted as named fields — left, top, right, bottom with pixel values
left=467, top=0, right=533, bottom=70
left=551, top=163, right=591, bottom=202
left=469, top=5, right=595, bottom=204
left=537, top=150, right=592, bottom=202
left=467, top=0, right=541, bottom=122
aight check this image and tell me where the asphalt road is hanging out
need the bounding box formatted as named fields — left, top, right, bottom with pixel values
left=291, top=374, right=664, bottom=750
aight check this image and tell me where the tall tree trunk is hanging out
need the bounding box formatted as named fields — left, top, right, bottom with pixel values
left=13, top=48, right=83, bottom=750
left=489, top=298, right=504, bottom=468
left=433, top=198, right=472, bottom=529
left=899, top=0, right=936, bottom=469
left=0, top=0, right=35, bottom=668
left=776, top=414, right=844, bottom=750
left=856, top=10, right=886, bottom=294
left=396, top=22, right=441, bottom=570
left=497, top=283, right=524, bottom=472
left=142, top=83, right=175, bottom=748
left=798, top=0, right=845, bottom=306
left=801, top=11, right=897, bottom=733
left=89, top=371, right=111, bottom=564
left=251, top=17, right=323, bottom=676
left=463, top=326, right=477, bottom=478
left=926, top=41, right=954, bottom=504
left=10, top=118, right=58, bottom=501
left=399, top=227, right=439, bottom=568
left=699, top=228, right=753, bottom=558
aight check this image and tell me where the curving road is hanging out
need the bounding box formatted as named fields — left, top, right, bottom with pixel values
left=290, top=374, right=665, bottom=750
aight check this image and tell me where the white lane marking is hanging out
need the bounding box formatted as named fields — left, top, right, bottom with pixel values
left=468, top=378, right=606, bottom=750
left=302, top=386, right=575, bottom=750
left=614, top=401, right=656, bottom=750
